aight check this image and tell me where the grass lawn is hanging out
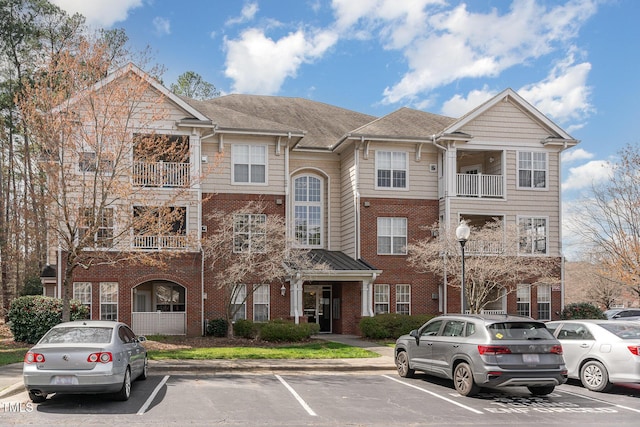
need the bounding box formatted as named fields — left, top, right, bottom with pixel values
left=148, top=341, right=379, bottom=360
left=0, top=347, right=28, bottom=366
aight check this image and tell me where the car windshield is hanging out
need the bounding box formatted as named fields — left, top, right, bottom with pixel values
left=598, top=322, right=640, bottom=339
left=39, top=327, right=114, bottom=344
left=486, top=322, right=554, bottom=340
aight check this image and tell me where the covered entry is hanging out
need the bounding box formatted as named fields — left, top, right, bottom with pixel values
left=131, top=280, right=187, bottom=335
left=304, top=285, right=333, bottom=333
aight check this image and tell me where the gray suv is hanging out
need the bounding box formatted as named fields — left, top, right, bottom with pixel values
left=394, top=314, right=567, bottom=397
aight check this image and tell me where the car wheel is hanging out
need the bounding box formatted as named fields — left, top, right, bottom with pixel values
left=580, top=360, right=613, bottom=392
left=395, top=350, right=415, bottom=378
left=453, top=362, right=480, bottom=397
left=139, top=357, right=148, bottom=380
left=114, top=367, right=132, bottom=401
left=28, top=391, right=47, bottom=404
left=527, top=385, right=555, bottom=396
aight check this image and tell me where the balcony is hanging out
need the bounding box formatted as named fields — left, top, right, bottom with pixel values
left=456, top=173, right=503, bottom=198
left=133, top=235, right=186, bottom=250
left=133, top=161, right=190, bottom=187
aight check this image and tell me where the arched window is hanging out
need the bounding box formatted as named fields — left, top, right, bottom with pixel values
left=294, top=175, right=322, bottom=247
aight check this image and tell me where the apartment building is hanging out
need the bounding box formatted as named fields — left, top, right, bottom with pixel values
left=40, top=64, right=578, bottom=336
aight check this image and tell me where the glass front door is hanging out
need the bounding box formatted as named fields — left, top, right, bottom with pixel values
left=304, top=285, right=332, bottom=333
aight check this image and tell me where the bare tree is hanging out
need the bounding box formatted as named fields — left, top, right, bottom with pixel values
left=567, top=144, right=640, bottom=300
left=408, top=219, right=559, bottom=314
left=18, top=36, right=193, bottom=321
left=564, top=261, right=623, bottom=309
left=202, top=201, right=321, bottom=337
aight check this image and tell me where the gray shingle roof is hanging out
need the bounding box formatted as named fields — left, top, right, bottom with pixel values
left=350, top=107, right=456, bottom=140
left=307, top=249, right=378, bottom=271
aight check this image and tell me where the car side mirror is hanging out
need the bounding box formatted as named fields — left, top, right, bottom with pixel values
left=409, top=329, right=420, bottom=345
left=136, top=336, right=147, bottom=343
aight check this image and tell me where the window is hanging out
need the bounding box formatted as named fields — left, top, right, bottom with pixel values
left=396, top=284, right=411, bottom=315
left=155, top=283, right=185, bottom=312
left=519, top=217, right=547, bottom=254
left=377, top=217, right=407, bottom=255
left=79, top=151, right=114, bottom=173
left=253, top=284, right=270, bottom=322
left=100, top=282, right=118, bottom=320
left=294, top=176, right=322, bottom=246
left=73, top=282, right=92, bottom=317
left=421, top=320, right=443, bottom=336
left=234, top=214, right=266, bottom=253
left=537, top=284, right=551, bottom=320
left=374, top=284, right=390, bottom=314
left=231, top=284, right=246, bottom=321
left=232, top=144, right=266, bottom=184
left=518, top=152, right=547, bottom=189
left=516, top=284, right=531, bottom=317
left=79, top=208, right=114, bottom=248
left=376, top=151, right=407, bottom=189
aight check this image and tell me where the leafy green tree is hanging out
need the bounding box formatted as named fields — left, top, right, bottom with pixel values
left=170, top=71, right=219, bottom=100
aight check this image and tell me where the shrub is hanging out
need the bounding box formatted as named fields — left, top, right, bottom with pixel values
left=233, top=319, right=257, bottom=339
left=560, top=302, right=606, bottom=320
left=20, top=276, right=43, bottom=296
left=8, top=295, right=90, bottom=343
left=359, top=313, right=433, bottom=339
left=206, top=318, right=228, bottom=337
left=258, top=319, right=320, bottom=342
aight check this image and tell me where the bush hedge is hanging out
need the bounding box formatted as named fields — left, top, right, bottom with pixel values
left=206, top=318, right=228, bottom=337
left=359, top=313, right=434, bottom=339
left=258, top=319, right=320, bottom=342
left=560, top=302, right=606, bottom=320
left=233, top=318, right=258, bottom=339
left=8, top=295, right=90, bottom=343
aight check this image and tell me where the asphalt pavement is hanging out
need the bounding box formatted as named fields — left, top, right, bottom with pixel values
left=0, top=334, right=396, bottom=399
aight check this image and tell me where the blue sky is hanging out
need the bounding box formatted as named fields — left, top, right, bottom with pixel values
left=51, top=0, right=639, bottom=258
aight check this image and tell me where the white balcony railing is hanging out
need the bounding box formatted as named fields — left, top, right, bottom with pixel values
left=456, top=173, right=503, bottom=198
left=133, top=235, right=187, bottom=250
left=133, top=161, right=190, bottom=187
left=131, top=311, right=186, bottom=335
left=465, top=240, right=504, bottom=255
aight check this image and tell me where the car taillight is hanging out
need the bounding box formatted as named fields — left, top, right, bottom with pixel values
left=628, top=346, right=640, bottom=356
left=550, top=345, right=563, bottom=355
left=87, top=352, right=113, bottom=363
left=24, top=352, right=45, bottom=364
left=478, top=345, right=512, bottom=355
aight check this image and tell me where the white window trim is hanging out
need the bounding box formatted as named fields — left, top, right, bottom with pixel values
left=73, top=282, right=92, bottom=318
left=233, top=213, right=267, bottom=253
left=100, top=282, right=118, bottom=321
left=516, top=284, right=531, bottom=317
left=293, top=175, right=324, bottom=248
left=396, top=284, right=411, bottom=315
left=537, top=284, right=552, bottom=321
left=253, top=284, right=270, bottom=322
left=377, top=217, right=408, bottom=255
left=79, top=207, right=116, bottom=250
left=518, top=215, right=549, bottom=256
left=232, top=284, right=247, bottom=321
left=517, top=151, right=548, bottom=190
left=374, top=284, right=390, bottom=314
left=375, top=151, right=409, bottom=190
left=231, top=144, right=268, bottom=186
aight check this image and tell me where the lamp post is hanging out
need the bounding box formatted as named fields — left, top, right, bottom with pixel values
left=456, top=220, right=470, bottom=314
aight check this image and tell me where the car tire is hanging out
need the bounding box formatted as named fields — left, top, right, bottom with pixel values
left=580, top=360, right=613, bottom=392
left=28, top=391, right=47, bottom=404
left=453, top=362, right=480, bottom=397
left=139, top=357, right=148, bottom=380
left=395, top=350, right=415, bottom=378
left=527, top=385, right=555, bottom=396
left=114, top=367, right=132, bottom=401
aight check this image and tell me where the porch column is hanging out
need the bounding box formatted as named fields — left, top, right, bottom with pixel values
left=289, top=276, right=304, bottom=324
left=361, top=279, right=374, bottom=317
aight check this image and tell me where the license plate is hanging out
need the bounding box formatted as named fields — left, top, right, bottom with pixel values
left=522, top=354, right=540, bottom=363
left=52, top=376, right=78, bottom=385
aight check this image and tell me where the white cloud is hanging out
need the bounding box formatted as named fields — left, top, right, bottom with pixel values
left=224, top=28, right=338, bottom=94
left=226, top=2, right=259, bottom=26
left=562, top=148, right=594, bottom=163
left=51, top=0, right=143, bottom=28
left=441, top=86, right=496, bottom=117
left=152, top=17, right=171, bottom=36
left=377, top=0, right=598, bottom=104
left=562, top=160, right=612, bottom=191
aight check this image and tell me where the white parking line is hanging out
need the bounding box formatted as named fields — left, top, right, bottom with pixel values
left=275, top=374, right=317, bottom=417
left=557, top=388, right=640, bottom=414
left=137, top=375, right=170, bottom=415
left=382, top=375, right=484, bottom=414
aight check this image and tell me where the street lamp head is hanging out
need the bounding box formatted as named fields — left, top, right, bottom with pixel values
left=456, top=220, right=471, bottom=243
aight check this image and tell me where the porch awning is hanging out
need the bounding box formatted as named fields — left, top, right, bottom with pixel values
left=290, top=249, right=382, bottom=282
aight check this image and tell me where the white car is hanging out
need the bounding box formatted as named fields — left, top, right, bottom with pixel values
left=23, top=320, right=148, bottom=403
left=546, top=319, right=640, bottom=392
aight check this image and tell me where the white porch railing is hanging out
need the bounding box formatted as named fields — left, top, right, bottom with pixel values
left=465, top=240, right=504, bottom=255
left=456, top=173, right=503, bottom=198
left=131, top=311, right=186, bottom=335
left=133, top=235, right=187, bottom=250
left=133, top=161, right=190, bottom=187
left=464, top=309, right=507, bottom=315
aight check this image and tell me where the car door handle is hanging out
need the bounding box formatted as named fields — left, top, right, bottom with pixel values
left=580, top=344, right=590, bottom=348
left=453, top=344, right=460, bottom=348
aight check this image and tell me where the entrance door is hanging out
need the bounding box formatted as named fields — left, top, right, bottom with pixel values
left=304, top=285, right=332, bottom=333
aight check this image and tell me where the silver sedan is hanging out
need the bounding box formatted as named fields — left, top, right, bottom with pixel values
left=546, top=319, right=640, bottom=392
left=23, top=320, right=148, bottom=403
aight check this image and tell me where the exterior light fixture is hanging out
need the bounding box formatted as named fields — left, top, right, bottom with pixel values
left=455, top=220, right=471, bottom=314
left=280, top=284, right=286, bottom=296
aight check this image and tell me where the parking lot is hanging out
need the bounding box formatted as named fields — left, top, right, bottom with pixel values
left=2, top=372, right=639, bottom=426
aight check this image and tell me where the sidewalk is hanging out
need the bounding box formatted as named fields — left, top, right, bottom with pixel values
left=0, top=334, right=396, bottom=399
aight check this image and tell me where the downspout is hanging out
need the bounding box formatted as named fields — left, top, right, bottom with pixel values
left=57, top=245, right=62, bottom=298
left=432, top=134, right=449, bottom=313
left=201, top=247, right=205, bottom=336
left=355, top=137, right=362, bottom=259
